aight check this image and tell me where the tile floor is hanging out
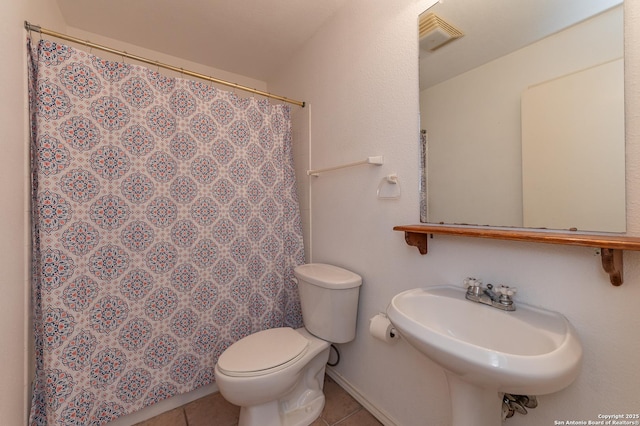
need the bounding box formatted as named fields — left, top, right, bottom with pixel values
left=134, top=375, right=382, bottom=426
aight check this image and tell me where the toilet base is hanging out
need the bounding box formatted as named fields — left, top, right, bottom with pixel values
left=225, top=329, right=331, bottom=426
left=281, top=393, right=325, bottom=426
left=239, top=393, right=325, bottom=426
left=237, top=352, right=328, bottom=426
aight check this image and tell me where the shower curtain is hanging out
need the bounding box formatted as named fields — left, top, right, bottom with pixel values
left=28, top=38, right=305, bottom=425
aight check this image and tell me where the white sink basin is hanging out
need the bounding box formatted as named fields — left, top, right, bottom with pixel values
left=387, top=286, right=582, bottom=425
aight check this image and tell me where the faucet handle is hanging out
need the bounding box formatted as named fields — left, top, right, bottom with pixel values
left=464, top=277, right=482, bottom=289
left=497, top=285, right=516, bottom=297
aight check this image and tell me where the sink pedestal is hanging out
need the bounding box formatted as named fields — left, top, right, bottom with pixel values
left=446, top=373, right=502, bottom=426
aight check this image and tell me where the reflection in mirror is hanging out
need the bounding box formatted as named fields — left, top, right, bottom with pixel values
left=419, top=0, right=625, bottom=232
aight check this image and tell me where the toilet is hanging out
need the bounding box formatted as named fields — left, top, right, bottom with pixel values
left=214, top=263, right=362, bottom=426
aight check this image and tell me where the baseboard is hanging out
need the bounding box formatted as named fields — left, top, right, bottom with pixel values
left=326, top=367, right=399, bottom=426
left=107, top=382, right=218, bottom=426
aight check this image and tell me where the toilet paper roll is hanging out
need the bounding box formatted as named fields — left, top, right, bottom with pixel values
left=369, top=314, right=398, bottom=344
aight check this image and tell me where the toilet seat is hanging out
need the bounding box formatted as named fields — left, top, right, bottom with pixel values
left=217, top=327, right=309, bottom=377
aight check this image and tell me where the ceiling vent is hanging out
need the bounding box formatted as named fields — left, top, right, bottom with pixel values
left=419, top=12, right=464, bottom=52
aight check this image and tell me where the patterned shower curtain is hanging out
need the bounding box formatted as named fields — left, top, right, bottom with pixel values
left=28, top=38, right=305, bottom=425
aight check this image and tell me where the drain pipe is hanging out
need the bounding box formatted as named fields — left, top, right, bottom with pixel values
left=503, top=394, right=538, bottom=420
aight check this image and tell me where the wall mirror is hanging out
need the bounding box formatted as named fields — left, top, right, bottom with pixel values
left=419, top=0, right=625, bottom=232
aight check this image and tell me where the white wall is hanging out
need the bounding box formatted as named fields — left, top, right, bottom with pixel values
left=63, top=29, right=267, bottom=92
left=291, top=106, right=312, bottom=262
left=269, top=0, right=640, bottom=425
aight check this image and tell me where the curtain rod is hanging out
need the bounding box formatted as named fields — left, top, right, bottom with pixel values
left=24, top=21, right=305, bottom=108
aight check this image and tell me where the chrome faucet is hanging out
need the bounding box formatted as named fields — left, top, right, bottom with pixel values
left=463, top=278, right=517, bottom=311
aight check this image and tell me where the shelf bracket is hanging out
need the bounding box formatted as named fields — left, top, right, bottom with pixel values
left=404, top=231, right=428, bottom=255
left=601, top=248, right=623, bottom=286
left=397, top=226, right=635, bottom=287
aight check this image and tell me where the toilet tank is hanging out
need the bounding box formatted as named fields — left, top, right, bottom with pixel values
left=294, top=263, right=362, bottom=344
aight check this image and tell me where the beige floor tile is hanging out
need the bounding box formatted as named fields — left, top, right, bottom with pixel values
left=133, top=375, right=380, bottom=426
left=310, top=417, right=329, bottom=426
left=133, top=407, right=187, bottom=426
left=184, top=392, right=240, bottom=426
left=335, top=409, right=383, bottom=426
left=319, top=376, right=363, bottom=425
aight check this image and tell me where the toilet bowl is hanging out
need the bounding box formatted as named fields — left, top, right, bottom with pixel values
left=214, top=263, right=362, bottom=426
left=215, top=327, right=330, bottom=426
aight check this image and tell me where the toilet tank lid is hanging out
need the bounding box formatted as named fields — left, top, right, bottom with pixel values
left=294, top=263, right=362, bottom=289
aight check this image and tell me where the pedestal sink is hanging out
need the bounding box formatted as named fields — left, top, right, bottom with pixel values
left=386, top=286, right=582, bottom=426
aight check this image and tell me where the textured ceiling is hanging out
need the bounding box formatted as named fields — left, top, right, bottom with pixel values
left=55, top=0, right=349, bottom=82
left=54, top=0, right=622, bottom=89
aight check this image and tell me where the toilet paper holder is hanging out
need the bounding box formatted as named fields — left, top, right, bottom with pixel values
left=369, top=313, right=399, bottom=343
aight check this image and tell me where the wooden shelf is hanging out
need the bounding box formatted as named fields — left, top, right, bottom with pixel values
left=394, top=224, right=640, bottom=286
